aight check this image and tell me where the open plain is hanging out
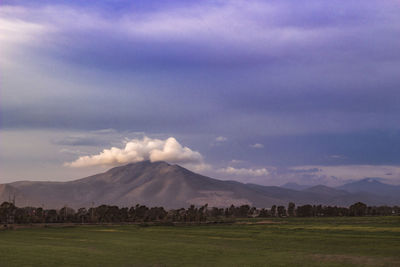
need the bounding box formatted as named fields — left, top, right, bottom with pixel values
left=1, top=216, right=399, bottom=267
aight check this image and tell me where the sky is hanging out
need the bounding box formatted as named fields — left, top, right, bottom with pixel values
left=1, top=0, right=400, bottom=186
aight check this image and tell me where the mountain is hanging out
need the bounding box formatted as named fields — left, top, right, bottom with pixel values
left=2, top=161, right=282, bottom=209
left=301, top=185, right=390, bottom=206
left=1, top=162, right=398, bottom=209
left=303, top=185, right=348, bottom=197
left=281, top=182, right=311, bottom=191
left=338, top=178, right=400, bottom=198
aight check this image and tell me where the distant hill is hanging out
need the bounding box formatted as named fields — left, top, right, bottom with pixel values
left=248, top=183, right=391, bottom=207
left=281, top=182, right=311, bottom=191
left=303, top=185, right=349, bottom=197
left=0, top=162, right=398, bottom=209
left=301, top=185, right=389, bottom=206
left=337, top=178, right=400, bottom=198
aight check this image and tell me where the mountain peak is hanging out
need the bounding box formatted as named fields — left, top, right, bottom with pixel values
left=117, top=160, right=170, bottom=168
left=106, top=160, right=172, bottom=173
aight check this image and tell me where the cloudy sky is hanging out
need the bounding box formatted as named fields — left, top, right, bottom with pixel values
left=1, top=0, right=400, bottom=186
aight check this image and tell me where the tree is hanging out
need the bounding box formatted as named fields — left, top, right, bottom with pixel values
left=287, top=202, right=295, bottom=217
left=210, top=207, right=224, bottom=217
left=296, top=205, right=313, bottom=217
left=59, top=206, right=75, bottom=222
left=0, top=202, right=16, bottom=224
left=277, top=206, right=286, bottom=217
left=147, top=207, right=167, bottom=221
left=349, top=202, right=367, bottom=216
left=134, top=205, right=149, bottom=221
left=76, top=208, right=88, bottom=223
left=238, top=205, right=250, bottom=217
left=45, top=209, right=59, bottom=223
left=258, top=208, right=269, bottom=217
left=270, top=205, right=276, bottom=217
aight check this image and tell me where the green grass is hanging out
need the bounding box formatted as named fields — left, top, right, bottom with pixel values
left=1, top=216, right=400, bottom=266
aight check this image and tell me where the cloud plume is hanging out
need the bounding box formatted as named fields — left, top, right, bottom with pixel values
left=66, top=136, right=203, bottom=168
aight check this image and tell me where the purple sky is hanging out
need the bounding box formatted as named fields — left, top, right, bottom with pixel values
left=1, top=0, right=400, bottom=186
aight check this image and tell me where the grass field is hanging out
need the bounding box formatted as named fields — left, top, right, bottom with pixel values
left=1, top=216, right=400, bottom=266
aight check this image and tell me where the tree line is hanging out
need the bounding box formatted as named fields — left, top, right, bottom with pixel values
left=1, top=201, right=399, bottom=224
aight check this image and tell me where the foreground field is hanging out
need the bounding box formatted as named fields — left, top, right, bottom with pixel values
left=1, top=217, right=400, bottom=267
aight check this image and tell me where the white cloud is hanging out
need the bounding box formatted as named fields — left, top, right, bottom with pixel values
left=65, top=136, right=203, bottom=168
left=215, top=136, right=227, bottom=142
left=217, top=166, right=269, bottom=177
left=250, top=143, right=264, bottom=148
